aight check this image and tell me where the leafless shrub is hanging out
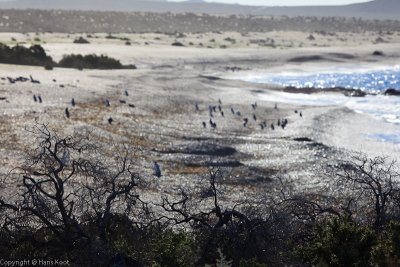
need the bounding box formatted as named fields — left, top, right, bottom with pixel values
left=0, top=123, right=151, bottom=264
left=334, top=154, right=400, bottom=229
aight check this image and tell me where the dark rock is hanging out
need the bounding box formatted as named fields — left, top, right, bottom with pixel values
left=372, top=50, right=385, bottom=56
left=384, top=88, right=400, bottom=96
left=343, top=89, right=366, bottom=97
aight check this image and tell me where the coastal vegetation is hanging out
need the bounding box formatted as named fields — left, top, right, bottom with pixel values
left=58, top=54, right=136, bottom=70
left=0, top=43, right=53, bottom=67
left=1, top=124, right=399, bottom=266
left=0, top=43, right=135, bottom=70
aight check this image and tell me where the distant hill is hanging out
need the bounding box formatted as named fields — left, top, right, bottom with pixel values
left=0, top=0, right=255, bottom=15
left=254, top=0, right=400, bottom=20
left=0, top=0, right=398, bottom=20
left=185, top=0, right=206, bottom=3
left=0, top=8, right=399, bottom=34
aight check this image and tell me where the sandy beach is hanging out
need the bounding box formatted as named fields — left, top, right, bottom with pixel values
left=0, top=31, right=400, bottom=202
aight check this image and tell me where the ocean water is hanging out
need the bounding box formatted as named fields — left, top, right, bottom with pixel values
left=242, top=65, right=400, bottom=93
left=234, top=65, right=400, bottom=145
left=367, top=133, right=400, bottom=145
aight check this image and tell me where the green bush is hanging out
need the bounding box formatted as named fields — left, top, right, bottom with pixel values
left=150, top=230, right=196, bottom=267
left=239, top=258, right=268, bottom=267
left=0, top=43, right=136, bottom=70
left=298, top=218, right=377, bottom=267
left=0, top=43, right=54, bottom=66
left=371, top=222, right=400, bottom=266
left=58, top=54, right=136, bottom=70
left=171, top=41, right=184, bottom=47
left=73, top=36, right=90, bottom=44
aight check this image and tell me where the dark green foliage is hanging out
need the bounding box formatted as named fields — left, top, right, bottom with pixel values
left=298, top=218, right=376, bottom=267
left=73, top=36, right=90, bottom=44
left=58, top=54, right=136, bottom=70
left=2, top=127, right=400, bottom=266
left=0, top=43, right=136, bottom=70
left=44, top=62, right=54, bottom=70
left=239, top=258, right=268, bottom=267
left=371, top=222, right=400, bottom=267
left=150, top=230, right=196, bottom=267
left=0, top=43, right=54, bottom=66
left=295, top=219, right=400, bottom=267
left=171, top=41, right=185, bottom=46
left=0, top=218, right=197, bottom=267
left=105, top=34, right=118, bottom=39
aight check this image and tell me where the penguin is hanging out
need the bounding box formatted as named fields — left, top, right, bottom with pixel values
left=153, top=161, right=161, bottom=178
left=243, top=118, right=248, bottom=127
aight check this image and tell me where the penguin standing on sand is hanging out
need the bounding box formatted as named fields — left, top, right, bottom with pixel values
left=243, top=118, right=248, bottom=127
left=153, top=161, right=161, bottom=178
